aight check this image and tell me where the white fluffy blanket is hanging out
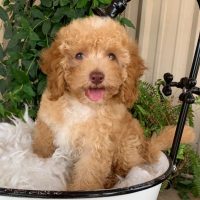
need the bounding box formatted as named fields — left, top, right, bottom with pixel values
left=0, top=110, right=169, bottom=191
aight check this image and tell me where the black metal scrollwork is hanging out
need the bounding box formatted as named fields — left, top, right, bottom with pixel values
left=93, top=0, right=131, bottom=18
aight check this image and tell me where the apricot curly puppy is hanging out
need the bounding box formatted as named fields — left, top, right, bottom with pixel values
left=32, top=16, right=195, bottom=191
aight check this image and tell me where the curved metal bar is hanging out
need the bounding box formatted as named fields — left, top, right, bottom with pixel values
left=170, top=33, right=200, bottom=166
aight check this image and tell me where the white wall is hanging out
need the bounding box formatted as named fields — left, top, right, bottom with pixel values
left=126, top=0, right=200, bottom=152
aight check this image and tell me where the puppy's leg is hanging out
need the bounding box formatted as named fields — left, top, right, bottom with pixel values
left=69, top=149, right=113, bottom=191
left=113, top=118, right=147, bottom=178
left=32, top=120, right=55, bottom=158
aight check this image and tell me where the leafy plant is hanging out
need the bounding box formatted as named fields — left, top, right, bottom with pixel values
left=0, top=0, right=117, bottom=119
left=0, top=0, right=134, bottom=119
left=131, top=81, right=200, bottom=200
left=131, top=80, right=194, bottom=137
left=174, top=146, right=200, bottom=200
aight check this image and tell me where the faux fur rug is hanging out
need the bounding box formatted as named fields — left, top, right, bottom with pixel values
left=0, top=109, right=169, bottom=191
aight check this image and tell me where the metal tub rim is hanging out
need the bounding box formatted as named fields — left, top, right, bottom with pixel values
left=0, top=154, right=173, bottom=199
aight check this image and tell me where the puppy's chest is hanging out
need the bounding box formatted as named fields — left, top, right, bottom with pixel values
left=51, top=99, right=95, bottom=150
left=43, top=98, right=126, bottom=153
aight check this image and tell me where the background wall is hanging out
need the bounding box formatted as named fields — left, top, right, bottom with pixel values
left=126, top=0, right=200, bottom=153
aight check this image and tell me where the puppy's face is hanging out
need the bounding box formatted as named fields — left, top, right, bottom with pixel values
left=41, top=16, right=145, bottom=107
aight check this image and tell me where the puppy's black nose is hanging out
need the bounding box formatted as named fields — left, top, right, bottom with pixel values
left=89, top=71, right=105, bottom=85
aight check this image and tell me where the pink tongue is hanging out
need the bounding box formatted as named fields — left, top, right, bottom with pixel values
left=85, top=88, right=105, bottom=102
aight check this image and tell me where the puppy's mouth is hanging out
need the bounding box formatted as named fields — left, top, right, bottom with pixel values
left=85, top=87, right=105, bottom=102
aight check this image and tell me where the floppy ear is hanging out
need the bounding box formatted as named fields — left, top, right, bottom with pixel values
left=120, top=44, right=146, bottom=108
left=40, top=41, right=65, bottom=100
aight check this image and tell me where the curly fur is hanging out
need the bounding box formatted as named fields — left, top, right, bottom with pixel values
left=0, top=114, right=170, bottom=191
left=32, top=16, right=195, bottom=191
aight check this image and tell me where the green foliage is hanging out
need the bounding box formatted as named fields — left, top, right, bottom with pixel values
left=132, top=81, right=181, bottom=137
left=131, top=81, right=200, bottom=199
left=0, top=0, right=134, bottom=120
left=0, top=0, right=115, bottom=119
left=132, top=80, right=195, bottom=137
left=173, top=146, right=200, bottom=200
left=118, top=17, right=135, bottom=29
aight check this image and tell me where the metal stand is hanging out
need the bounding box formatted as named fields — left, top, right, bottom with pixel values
left=163, top=34, right=200, bottom=167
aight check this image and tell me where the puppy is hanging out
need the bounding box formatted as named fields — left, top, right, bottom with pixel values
left=32, top=16, right=195, bottom=191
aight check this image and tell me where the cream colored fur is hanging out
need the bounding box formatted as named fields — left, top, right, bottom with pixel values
left=32, top=16, right=195, bottom=191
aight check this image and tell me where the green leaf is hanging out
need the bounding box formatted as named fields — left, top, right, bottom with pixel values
left=136, top=105, right=148, bottom=116
left=32, top=19, right=43, bottom=29
left=31, top=8, right=44, bottom=19
left=195, top=96, right=200, bottom=105
left=50, top=23, right=62, bottom=37
left=41, top=0, right=52, bottom=8
left=75, top=8, right=87, bottom=18
left=92, top=0, right=99, bottom=8
left=23, top=84, right=35, bottom=97
left=120, top=17, right=135, bottom=29
left=23, top=53, right=34, bottom=60
left=28, top=62, right=38, bottom=79
left=10, top=68, right=29, bottom=84
left=0, top=103, right=5, bottom=116
left=22, top=60, right=32, bottom=70
left=3, top=0, right=10, bottom=6
left=0, top=44, right=3, bottom=60
left=16, top=30, right=29, bottom=39
left=60, top=0, right=70, bottom=6
left=42, top=20, right=51, bottom=35
left=0, top=6, right=9, bottom=21
left=51, top=8, right=66, bottom=22
left=36, top=40, right=46, bottom=47
left=8, top=51, right=21, bottom=60
left=53, top=0, right=60, bottom=6
left=177, top=144, right=186, bottom=160
left=65, top=8, right=76, bottom=19
left=4, top=21, right=13, bottom=39
left=18, top=16, right=30, bottom=30
left=7, top=35, right=19, bottom=49
left=37, top=79, right=46, bottom=95
left=29, top=31, right=40, bottom=41
left=76, top=0, right=88, bottom=8
left=99, top=0, right=112, bottom=4
left=18, top=0, right=26, bottom=7
left=29, top=40, right=37, bottom=49
left=179, top=179, right=193, bottom=186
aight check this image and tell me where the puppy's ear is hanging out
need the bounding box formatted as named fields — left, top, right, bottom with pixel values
left=120, top=43, right=146, bottom=108
left=40, top=41, right=65, bottom=100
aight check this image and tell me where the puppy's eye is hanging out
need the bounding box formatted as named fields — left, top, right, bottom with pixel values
left=108, top=53, right=116, bottom=61
left=75, top=52, right=84, bottom=60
